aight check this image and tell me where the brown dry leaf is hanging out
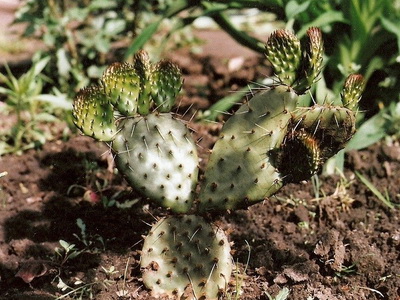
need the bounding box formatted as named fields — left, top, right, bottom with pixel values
left=15, top=260, right=53, bottom=283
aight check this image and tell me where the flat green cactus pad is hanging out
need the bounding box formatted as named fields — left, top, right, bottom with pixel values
left=112, top=113, right=198, bottom=213
left=141, top=215, right=232, bottom=299
left=198, top=86, right=298, bottom=212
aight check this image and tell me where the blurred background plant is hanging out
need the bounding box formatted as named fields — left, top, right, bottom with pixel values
left=13, top=0, right=201, bottom=97
left=0, top=56, right=70, bottom=155
left=1, top=0, right=399, bottom=162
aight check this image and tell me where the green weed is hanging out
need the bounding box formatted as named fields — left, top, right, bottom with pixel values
left=0, top=57, right=69, bottom=155
left=356, top=171, right=398, bottom=210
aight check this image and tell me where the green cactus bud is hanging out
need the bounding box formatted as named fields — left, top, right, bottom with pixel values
left=296, top=27, right=324, bottom=94
left=198, top=86, right=298, bottom=212
left=141, top=215, right=232, bottom=299
left=101, top=62, right=140, bottom=116
left=133, top=50, right=153, bottom=115
left=265, top=29, right=302, bottom=87
left=72, top=85, right=117, bottom=141
left=341, top=74, right=365, bottom=111
left=112, top=113, right=198, bottom=213
left=151, top=60, right=183, bottom=113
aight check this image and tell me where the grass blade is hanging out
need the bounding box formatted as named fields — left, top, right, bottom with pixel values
left=355, top=171, right=396, bottom=210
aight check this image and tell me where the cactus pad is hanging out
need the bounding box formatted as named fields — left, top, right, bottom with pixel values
left=198, top=86, right=298, bottom=212
left=141, top=215, right=232, bottom=299
left=112, top=113, right=198, bottom=213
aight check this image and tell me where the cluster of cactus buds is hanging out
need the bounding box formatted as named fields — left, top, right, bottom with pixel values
left=72, top=27, right=364, bottom=299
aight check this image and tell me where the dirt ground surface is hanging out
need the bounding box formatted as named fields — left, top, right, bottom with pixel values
left=0, top=10, right=399, bottom=300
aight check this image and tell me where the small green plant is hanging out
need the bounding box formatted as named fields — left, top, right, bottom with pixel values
left=334, top=263, right=357, bottom=278
left=0, top=57, right=70, bottom=155
left=73, top=218, right=105, bottom=252
left=54, top=240, right=82, bottom=266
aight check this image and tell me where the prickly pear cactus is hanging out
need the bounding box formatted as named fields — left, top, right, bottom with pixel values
left=141, top=215, right=232, bottom=299
left=72, top=51, right=198, bottom=213
left=72, top=27, right=364, bottom=299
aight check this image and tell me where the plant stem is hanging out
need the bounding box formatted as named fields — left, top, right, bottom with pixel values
left=201, top=1, right=265, bottom=53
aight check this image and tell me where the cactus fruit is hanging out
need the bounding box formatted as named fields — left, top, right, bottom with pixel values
left=151, top=60, right=184, bottom=113
left=112, top=114, right=198, bottom=213
left=73, top=85, right=117, bottom=142
left=265, top=27, right=323, bottom=94
left=265, top=29, right=302, bottom=87
left=141, top=215, right=232, bottom=299
left=296, top=27, right=324, bottom=94
left=341, top=74, right=364, bottom=111
left=101, top=61, right=141, bottom=116
left=198, top=86, right=298, bottom=212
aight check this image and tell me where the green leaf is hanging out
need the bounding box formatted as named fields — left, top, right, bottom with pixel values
left=285, top=0, right=311, bottom=20
left=381, top=16, right=400, bottom=51
left=297, top=11, right=346, bottom=38
left=32, top=57, right=50, bottom=77
left=125, top=19, right=162, bottom=58
left=56, top=48, right=71, bottom=78
left=33, top=94, right=71, bottom=110
left=201, top=85, right=254, bottom=121
left=59, top=240, right=72, bottom=250
left=345, top=111, right=387, bottom=151
left=356, top=171, right=396, bottom=210
left=89, top=0, right=117, bottom=10
left=104, top=19, right=126, bottom=36
left=34, top=112, right=58, bottom=122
